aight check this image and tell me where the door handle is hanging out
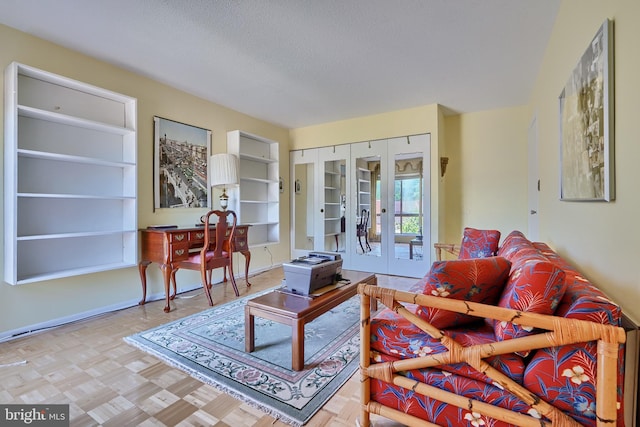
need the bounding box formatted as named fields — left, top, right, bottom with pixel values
left=530, top=210, right=537, bottom=215
left=381, top=208, right=386, bottom=213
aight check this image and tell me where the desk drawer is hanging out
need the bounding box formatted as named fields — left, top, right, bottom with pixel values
left=234, top=236, right=248, bottom=251
left=168, top=242, right=190, bottom=262
left=169, top=232, right=189, bottom=243
left=189, top=229, right=207, bottom=246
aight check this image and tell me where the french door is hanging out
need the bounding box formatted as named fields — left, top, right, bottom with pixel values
left=290, top=148, right=319, bottom=259
left=347, top=134, right=431, bottom=277
left=314, top=145, right=349, bottom=254
left=290, top=145, right=349, bottom=258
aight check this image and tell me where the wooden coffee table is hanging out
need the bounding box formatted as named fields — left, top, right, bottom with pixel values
left=244, top=269, right=377, bottom=371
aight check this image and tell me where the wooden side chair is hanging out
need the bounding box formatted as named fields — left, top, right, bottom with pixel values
left=357, top=209, right=372, bottom=253
left=171, top=210, right=239, bottom=306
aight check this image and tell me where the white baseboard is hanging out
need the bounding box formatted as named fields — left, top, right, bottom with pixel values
left=0, top=298, right=141, bottom=343
left=0, top=263, right=281, bottom=344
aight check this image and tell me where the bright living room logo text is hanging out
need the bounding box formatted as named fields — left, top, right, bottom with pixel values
left=1, top=405, right=68, bottom=426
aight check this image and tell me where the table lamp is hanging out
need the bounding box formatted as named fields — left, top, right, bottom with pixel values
left=210, top=153, right=239, bottom=210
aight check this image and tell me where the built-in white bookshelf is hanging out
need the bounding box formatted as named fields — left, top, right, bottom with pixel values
left=4, top=62, right=137, bottom=284
left=227, top=130, right=279, bottom=247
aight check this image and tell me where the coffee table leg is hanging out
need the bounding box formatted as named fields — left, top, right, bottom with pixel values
left=245, top=306, right=255, bottom=353
left=292, top=320, right=304, bottom=371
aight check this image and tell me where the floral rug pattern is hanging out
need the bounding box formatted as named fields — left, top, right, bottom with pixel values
left=124, top=289, right=361, bottom=426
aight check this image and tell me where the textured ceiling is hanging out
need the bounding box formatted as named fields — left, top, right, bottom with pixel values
left=0, top=0, right=560, bottom=128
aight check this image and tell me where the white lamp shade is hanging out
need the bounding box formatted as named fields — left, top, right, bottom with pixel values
left=210, top=153, right=239, bottom=188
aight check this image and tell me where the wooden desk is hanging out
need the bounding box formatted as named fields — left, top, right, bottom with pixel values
left=138, top=225, right=251, bottom=312
left=244, top=270, right=377, bottom=371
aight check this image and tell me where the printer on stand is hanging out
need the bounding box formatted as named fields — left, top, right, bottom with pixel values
left=282, top=252, right=343, bottom=296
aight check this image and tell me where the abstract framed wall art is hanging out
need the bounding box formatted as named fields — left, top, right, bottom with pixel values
left=559, top=19, right=614, bottom=201
left=154, top=116, right=212, bottom=209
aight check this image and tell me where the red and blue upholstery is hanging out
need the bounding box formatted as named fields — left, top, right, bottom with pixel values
left=458, top=227, right=501, bottom=259
left=365, top=231, right=625, bottom=426
left=416, top=256, right=511, bottom=328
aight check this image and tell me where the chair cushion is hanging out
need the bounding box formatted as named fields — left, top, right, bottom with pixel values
left=416, top=257, right=511, bottom=329
left=494, top=260, right=567, bottom=350
left=459, top=227, right=501, bottom=259
left=188, top=250, right=230, bottom=264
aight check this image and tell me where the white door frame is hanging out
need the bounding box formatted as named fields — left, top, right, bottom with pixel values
left=527, top=115, right=540, bottom=240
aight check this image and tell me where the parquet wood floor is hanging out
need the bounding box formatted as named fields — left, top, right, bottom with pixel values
left=0, top=268, right=413, bottom=426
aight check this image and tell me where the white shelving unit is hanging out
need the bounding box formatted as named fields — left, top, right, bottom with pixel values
left=227, top=130, right=279, bottom=247
left=4, top=62, right=137, bottom=285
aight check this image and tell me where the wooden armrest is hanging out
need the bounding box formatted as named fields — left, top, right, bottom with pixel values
left=433, top=243, right=460, bottom=260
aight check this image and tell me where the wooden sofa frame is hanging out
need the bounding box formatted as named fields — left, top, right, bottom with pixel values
left=433, top=242, right=460, bottom=260
left=358, top=283, right=626, bottom=427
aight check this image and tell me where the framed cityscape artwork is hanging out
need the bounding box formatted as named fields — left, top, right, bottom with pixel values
left=559, top=19, right=614, bottom=201
left=153, top=116, right=212, bottom=209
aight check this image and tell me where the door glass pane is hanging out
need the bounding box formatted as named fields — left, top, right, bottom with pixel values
left=355, top=156, right=380, bottom=257
left=323, top=159, right=345, bottom=252
left=293, top=163, right=314, bottom=252
left=393, top=154, right=424, bottom=260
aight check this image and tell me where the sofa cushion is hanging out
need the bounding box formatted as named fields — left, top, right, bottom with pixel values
left=459, top=227, right=501, bottom=259
left=496, top=230, right=543, bottom=262
left=371, top=309, right=525, bottom=384
left=494, top=260, right=567, bottom=348
left=371, top=369, right=536, bottom=427
left=417, top=256, right=511, bottom=328
left=524, top=341, right=622, bottom=426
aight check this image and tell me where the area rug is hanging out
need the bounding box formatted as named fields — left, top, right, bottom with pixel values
left=124, top=289, right=361, bottom=426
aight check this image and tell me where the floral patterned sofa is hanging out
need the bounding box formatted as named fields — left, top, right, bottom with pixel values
left=358, top=229, right=627, bottom=427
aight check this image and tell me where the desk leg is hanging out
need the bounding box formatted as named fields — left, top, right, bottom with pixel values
left=160, top=263, right=172, bottom=313
left=245, top=306, right=255, bottom=352
left=292, top=320, right=305, bottom=371
left=138, top=261, right=151, bottom=305
left=241, top=250, right=252, bottom=287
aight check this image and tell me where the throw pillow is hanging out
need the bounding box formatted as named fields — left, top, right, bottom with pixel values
left=459, top=227, right=501, bottom=259
left=494, top=260, right=567, bottom=346
left=497, top=231, right=539, bottom=261
left=417, top=257, right=511, bottom=329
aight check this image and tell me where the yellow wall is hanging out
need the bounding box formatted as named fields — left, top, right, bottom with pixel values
left=529, top=0, right=640, bottom=320
left=443, top=106, right=530, bottom=242
left=0, top=24, right=291, bottom=337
